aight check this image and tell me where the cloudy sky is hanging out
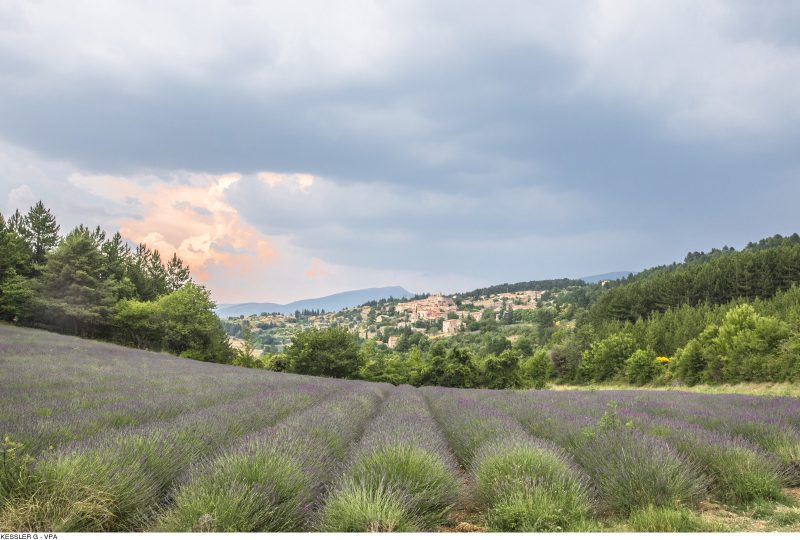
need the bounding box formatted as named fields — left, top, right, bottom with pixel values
left=1, top=1, right=799, bottom=303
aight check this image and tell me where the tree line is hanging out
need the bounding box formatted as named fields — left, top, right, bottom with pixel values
left=589, top=235, right=800, bottom=324
left=252, top=234, right=800, bottom=389
left=0, top=201, right=233, bottom=363
left=549, top=236, right=800, bottom=386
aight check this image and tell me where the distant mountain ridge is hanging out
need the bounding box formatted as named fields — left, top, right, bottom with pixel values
left=216, top=286, right=414, bottom=318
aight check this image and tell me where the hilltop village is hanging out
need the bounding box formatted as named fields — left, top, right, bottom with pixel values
left=223, top=289, right=546, bottom=353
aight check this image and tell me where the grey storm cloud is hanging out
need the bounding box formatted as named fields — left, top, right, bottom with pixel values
left=1, top=0, right=799, bottom=296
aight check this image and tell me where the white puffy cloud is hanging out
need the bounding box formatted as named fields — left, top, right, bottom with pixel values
left=5, top=183, right=35, bottom=214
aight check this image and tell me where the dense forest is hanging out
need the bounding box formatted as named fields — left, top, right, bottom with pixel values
left=0, top=201, right=233, bottom=362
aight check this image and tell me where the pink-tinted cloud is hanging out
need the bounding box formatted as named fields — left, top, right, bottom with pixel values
left=68, top=172, right=277, bottom=280
left=257, top=171, right=314, bottom=193
left=304, top=257, right=330, bottom=279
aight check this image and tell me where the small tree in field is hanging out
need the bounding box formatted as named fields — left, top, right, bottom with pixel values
left=286, top=327, right=362, bottom=379
left=234, top=324, right=259, bottom=368
left=624, top=349, right=659, bottom=386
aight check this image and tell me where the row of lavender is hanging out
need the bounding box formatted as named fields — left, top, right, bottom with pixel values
left=511, top=390, right=800, bottom=485
left=154, top=384, right=462, bottom=532
left=155, top=383, right=390, bottom=531
left=318, top=385, right=461, bottom=531
left=476, top=389, right=794, bottom=515
left=1, top=326, right=318, bottom=454
left=421, top=387, right=596, bottom=531
left=0, top=378, right=359, bottom=529
left=1, top=327, right=387, bottom=530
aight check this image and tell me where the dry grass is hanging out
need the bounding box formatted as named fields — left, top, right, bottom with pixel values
left=548, top=382, right=800, bottom=398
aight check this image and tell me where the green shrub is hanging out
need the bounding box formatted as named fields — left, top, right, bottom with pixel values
left=573, top=429, right=705, bottom=515
left=285, top=327, right=362, bottom=379
left=693, top=446, right=786, bottom=506
left=523, top=349, right=551, bottom=389
left=473, top=441, right=593, bottom=532
left=579, top=333, right=636, bottom=382
left=1, top=447, right=159, bottom=531
left=156, top=452, right=308, bottom=532
left=322, top=446, right=458, bottom=530
left=624, top=349, right=659, bottom=386
left=318, top=480, right=419, bottom=532
left=674, top=337, right=711, bottom=385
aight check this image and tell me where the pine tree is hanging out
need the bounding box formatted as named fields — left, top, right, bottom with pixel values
left=0, top=212, right=35, bottom=321
left=148, top=249, right=169, bottom=297
left=129, top=244, right=169, bottom=301
left=102, top=232, right=130, bottom=282
left=24, top=201, right=60, bottom=265
left=6, top=210, right=27, bottom=239
left=32, top=226, right=114, bottom=336
left=166, top=253, right=191, bottom=292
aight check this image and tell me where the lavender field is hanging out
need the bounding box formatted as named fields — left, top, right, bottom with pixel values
left=2, top=325, right=800, bottom=532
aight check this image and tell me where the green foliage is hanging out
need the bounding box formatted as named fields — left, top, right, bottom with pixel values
left=624, top=349, right=660, bottom=386
left=674, top=338, right=709, bottom=386
left=322, top=446, right=458, bottom=531
left=589, top=239, right=800, bottom=324
left=157, top=453, right=308, bottom=532
left=359, top=343, right=426, bottom=386
left=112, top=285, right=233, bottom=363
left=523, top=349, right=551, bottom=389
left=713, top=304, right=789, bottom=382
left=628, top=506, right=714, bottom=532
left=0, top=201, right=218, bottom=360
left=777, top=333, right=800, bottom=381
left=580, top=333, right=636, bottom=382
left=23, top=201, right=60, bottom=265
left=157, top=285, right=233, bottom=363
left=419, top=345, right=479, bottom=388
left=596, top=401, right=632, bottom=432
left=0, top=215, right=34, bottom=322
left=111, top=298, right=163, bottom=349
left=233, top=325, right=261, bottom=368
left=285, top=327, right=362, bottom=379
left=482, top=349, right=525, bottom=389
left=30, top=226, right=117, bottom=336
left=0, top=271, right=34, bottom=323
left=318, top=480, right=419, bottom=532
left=483, top=334, right=511, bottom=356
left=473, top=442, right=594, bottom=532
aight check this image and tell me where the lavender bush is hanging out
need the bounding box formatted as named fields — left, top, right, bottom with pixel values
left=319, top=385, right=460, bottom=531
left=154, top=384, right=386, bottom=532
left=421, top=387, right=595, bottom=531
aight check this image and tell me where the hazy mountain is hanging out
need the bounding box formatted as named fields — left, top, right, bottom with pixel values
left=215, top=286, right=414, bottom=318
left=580, top=271, right=635, bottom=283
